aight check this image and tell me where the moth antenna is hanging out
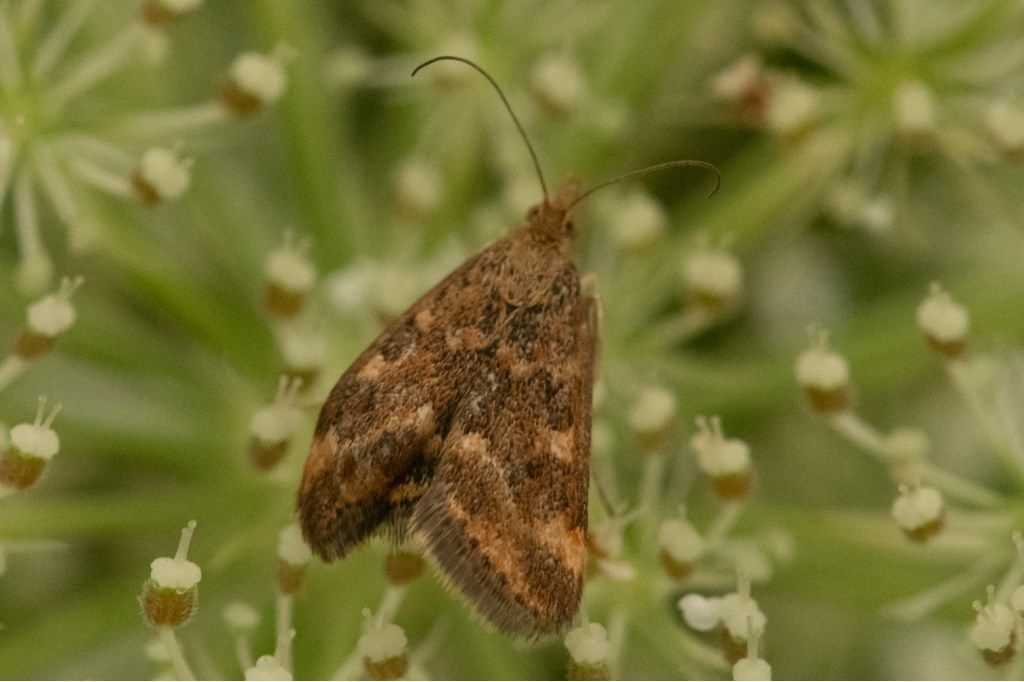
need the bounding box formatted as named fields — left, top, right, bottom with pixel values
left=411, top=55, right=549, bottom=203
left=568, top=160, right=721, bottom=210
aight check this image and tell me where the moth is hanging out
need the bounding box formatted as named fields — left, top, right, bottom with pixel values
left=298, top=55, right=717, bottom=636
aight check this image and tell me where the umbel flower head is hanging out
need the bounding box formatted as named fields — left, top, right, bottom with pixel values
left=141, top=520, right=201, bottom=628
left=0, top=2, right=284, bottom=294
left=714, top=0, right=1024, bottom=239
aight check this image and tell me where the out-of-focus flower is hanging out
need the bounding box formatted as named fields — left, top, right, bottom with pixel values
left=795, top=329, right=850, bottom=413
left=276, top=522, right=312, bottom=594
left=970, top=586, right=1017, bottom=666
left=691, top=416, right=753, bottom=500
left=917, top=283, right=969, bottom=358
left=0, top=396, right=62, bottom=493
left=628, top=385, right=676, bottom=450
left=891, top=485, right=945, bottom=542
left=565, top=622, right=610, bottom=680
left=358, top=610, right=409, bottom=681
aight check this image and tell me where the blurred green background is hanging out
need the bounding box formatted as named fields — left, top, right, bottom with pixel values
left=2, top=0, right=1024, bottom=679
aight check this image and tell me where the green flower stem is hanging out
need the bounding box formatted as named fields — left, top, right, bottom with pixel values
left=159, top=626, right=196, bottom=681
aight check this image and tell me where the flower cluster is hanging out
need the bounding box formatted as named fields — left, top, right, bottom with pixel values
left=0, top=1, right=290, bottom=294
left=711, top=0, right=1024, bottom=236
left=798, top=283, right=1024, bottom=664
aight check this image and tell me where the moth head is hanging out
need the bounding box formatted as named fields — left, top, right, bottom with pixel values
left=526, top=178, right=582, bottom=240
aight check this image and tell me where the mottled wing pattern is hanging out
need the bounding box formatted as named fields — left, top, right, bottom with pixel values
left=410, top=264, right=595, bottom=635
left=299, top=236, right=524, bottom=560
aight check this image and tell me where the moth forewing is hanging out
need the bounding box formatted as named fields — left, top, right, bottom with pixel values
left=298, top=182, right=595, bottom=635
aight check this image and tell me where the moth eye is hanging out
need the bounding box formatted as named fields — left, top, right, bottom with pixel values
left=527, top=205, right=541, bottom=220
left=564, top=220, right=574, bottom=234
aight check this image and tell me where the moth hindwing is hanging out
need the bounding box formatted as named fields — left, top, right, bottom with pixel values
left=298, top=181, right=596, bottom=635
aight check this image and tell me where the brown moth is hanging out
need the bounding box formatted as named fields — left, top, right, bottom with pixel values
left=297, top=55, right=717, bottom=636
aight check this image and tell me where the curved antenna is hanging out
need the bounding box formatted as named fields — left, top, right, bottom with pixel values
left=568, top=160, right=721, bottom=210
left=412, top=55, right=549, bottom=202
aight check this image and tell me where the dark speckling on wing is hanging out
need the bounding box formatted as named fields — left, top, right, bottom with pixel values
left=298, top=180, right=596, bottom=635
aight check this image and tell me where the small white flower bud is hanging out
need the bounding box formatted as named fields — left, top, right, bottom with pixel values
left=25, top=276, right=83, bottom=339
left=231, top=51, right=288, bottom=105
left=142, top=521, right=200, bottom=628
left=135, top=147, right=192, bottom=203
left=893, top=81, right=937, bottom=139
left=250, top=401, right=300, bottom=447
left=530, top=54, right=585, bottom=118
left=658, top=517, right=705, bottom=578
left=264, top=232, right=316, bottom=317
left=222, top=46, right=293, bottom=116
left=691, top=417, right=752, bottom=498
left=711, top=56, right=770, bottom=126
left=712, top=56, right=763, bottom=102
left=985, top=100, right=1024, bottom=158
left=277, top=523, right=312, bottom=567
left=683, top=242, right=743, bottom=312
left=2, top=398, right=61, bottom=491
left=765, top=77, right=819, bottom=136
left=891, top=485, right=944, bottom=542
left=279, top=327, right=327, bottom=387
left=249, top=377, right=302, bottom=469
left=222, top=602, right=260, bottom=631
left=358, top=611, right=408, bottom=680
left=393, top=159, right=441, bottom=220
left=916, top=283, right=969, bottom=357
left=971, top=587, right=1017, bottom=664
left=565, top=622, right=610, bottom=666
left=607, top=190, right=665, bottom=251
left=795, top=330, right=850, bottom=412
left=720, top=591, right=767, bottom=643
left=9, top=397, right=62, bottom=462
left=245, top=655, right=292, bottom=681
left=678, top=594, right=722, bottom=632
left=628, top=386, right=676, bottom=448
left=149, top=521, right=201, bottom=591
